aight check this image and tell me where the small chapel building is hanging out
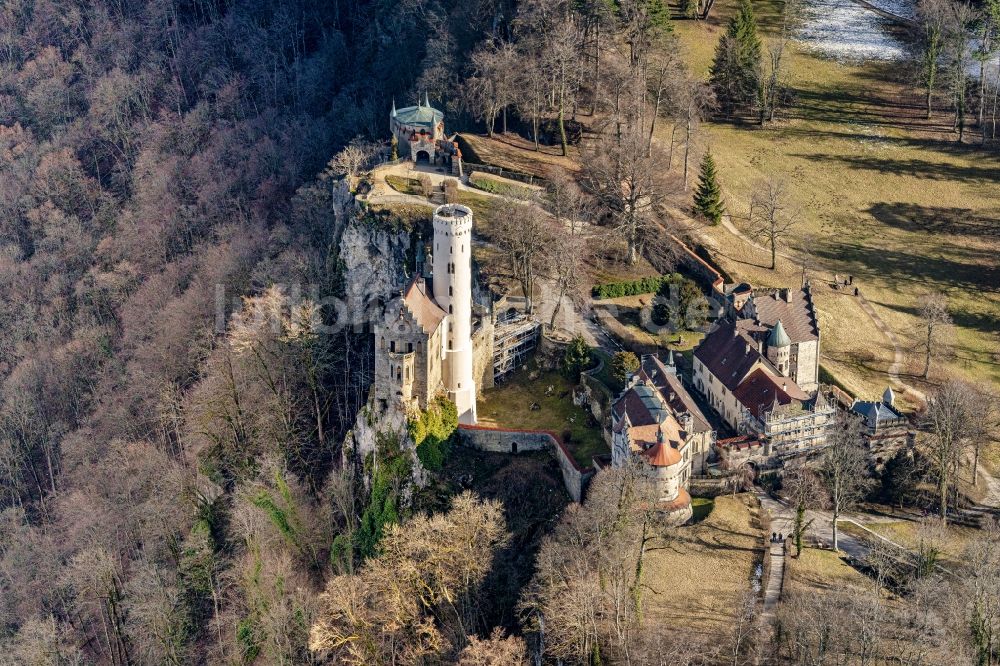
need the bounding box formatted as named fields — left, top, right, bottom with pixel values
left=389, top=95, right=462, bottom=171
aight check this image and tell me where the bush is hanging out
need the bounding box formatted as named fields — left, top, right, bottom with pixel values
left=563, top=335, right=592, bottom=380
left=418, top=174, right=433, bottom=196
left=592, top=273, right=684, bottom=299
left=610, top=351, right=640, bottom=383
left=652, top=277, right=706, bottom=329
left=443, top=178, right=459, bottom=203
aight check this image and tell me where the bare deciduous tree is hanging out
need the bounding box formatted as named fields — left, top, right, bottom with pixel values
left=922, top=379, right=983, bottom=522
left=746, top=177, right=798, bottom=270
left=326, top=137, right=379, bottom=188
left=492, top=196, right=553, bottom=314
left=819, top=413, right=872, bottom=551
left=310, top=492, right=509, bottom=664
left=919, top=292, right=952, bottom=379
left=581, top=128, right=668, bottom=265
left=782, top=465, right=826, bottom=557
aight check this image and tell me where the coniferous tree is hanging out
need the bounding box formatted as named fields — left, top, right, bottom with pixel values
left=693, top=151, right=725, bottom=224
left=709, top=0, right=763, bottom=116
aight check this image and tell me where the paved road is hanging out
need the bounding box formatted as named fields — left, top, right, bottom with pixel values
left=756, top=490, right=871, bottom=560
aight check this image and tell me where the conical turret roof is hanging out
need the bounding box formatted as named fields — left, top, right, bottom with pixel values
left=767, top=319, right=791, bottom=348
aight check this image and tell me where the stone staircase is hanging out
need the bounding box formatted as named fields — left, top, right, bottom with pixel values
left=429, top=183, right=446, bottom=204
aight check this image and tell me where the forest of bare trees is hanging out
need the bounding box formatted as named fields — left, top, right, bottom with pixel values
left=0, top=0, right=518, bottom=661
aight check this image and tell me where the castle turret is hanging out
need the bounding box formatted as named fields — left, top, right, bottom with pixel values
left=766, top=319, right=791, bottom=377
left=432, top=204, right=477, bottom=424
left=883, top=386, right=895, bottom=407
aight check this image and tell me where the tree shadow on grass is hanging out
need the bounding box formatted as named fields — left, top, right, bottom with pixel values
left=788, top=153, right=999, bottom=183
left=869, top=299, right=1000, bottom=340
left=868, top=202, right=1000, bottom=239
left=811, top=240, right=999, bottom=292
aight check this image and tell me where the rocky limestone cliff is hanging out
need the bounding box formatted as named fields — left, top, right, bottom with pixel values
left=338, top=216, right=411, bottom=325
left=337, top=206, right=429, bottom=488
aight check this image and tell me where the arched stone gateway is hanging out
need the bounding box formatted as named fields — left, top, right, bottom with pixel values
left=389, top=97, right=462, bottom=174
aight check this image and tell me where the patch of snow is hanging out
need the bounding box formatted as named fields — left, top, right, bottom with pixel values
left=797, top=0, right=907, bottom=63
left=866, top=0, right=916, bottom=20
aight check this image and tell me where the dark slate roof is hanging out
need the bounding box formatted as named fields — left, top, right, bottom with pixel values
left=851, top=400, right=905, bottom=429
left=637, top=356, right=712, bottom=433
left=693, top=323, right=765, bottom=391
left=733, top=368, right=809, bottom=420
left=612, top=383, right=669, bottom=427
left=745, top=287, right=819, bottom=343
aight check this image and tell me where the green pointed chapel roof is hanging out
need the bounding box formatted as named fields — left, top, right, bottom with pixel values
left=393, top=103, right=443, bottom=129
left=768, top=320, right=791, bottom=348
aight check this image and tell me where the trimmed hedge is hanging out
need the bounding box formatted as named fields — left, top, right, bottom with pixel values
left=468, top=172, right=532, bottom=199
left=592, top=273, right=684, bottom=299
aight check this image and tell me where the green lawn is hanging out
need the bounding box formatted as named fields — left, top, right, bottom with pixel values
left=477, top=365, right=609, bottom=468
left=671, top=0, right=1000, bottom=400
left=385, top=174, right=422, bottom=195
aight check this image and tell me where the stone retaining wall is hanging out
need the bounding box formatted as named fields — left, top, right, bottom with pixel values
left=458, top=425, right=595, bottom=502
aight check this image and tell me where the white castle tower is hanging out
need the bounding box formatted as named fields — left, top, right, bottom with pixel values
left=432, top=204, right=477, bottom=424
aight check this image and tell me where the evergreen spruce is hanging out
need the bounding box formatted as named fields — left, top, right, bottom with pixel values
left=693, top=151, right=725, bottom=224
left=645, top=0, right=673, bottom=34
left=709, top=0, right=763, bottom=116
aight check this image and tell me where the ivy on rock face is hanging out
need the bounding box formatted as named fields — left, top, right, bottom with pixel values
left=355, top=431, right=412, bottom=561
left=408, top=397, right=459, bottom=472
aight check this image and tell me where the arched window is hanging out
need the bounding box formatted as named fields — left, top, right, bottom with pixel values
left=449, top=305, right=453, bottom=314
left=449, top=286, right=453, bottom=296
left=380, top=337, right=385, bottom=350
left=390, top=341, right=395, bottom=352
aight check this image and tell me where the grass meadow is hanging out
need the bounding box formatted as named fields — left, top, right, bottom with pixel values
left=670, top=0, right=1000, bottom=407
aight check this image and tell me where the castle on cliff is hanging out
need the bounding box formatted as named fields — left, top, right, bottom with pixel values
left=371, top=204, right=493, bottom=425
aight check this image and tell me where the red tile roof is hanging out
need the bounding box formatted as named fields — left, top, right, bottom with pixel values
left=732, top=368, right=808, bottom=420
left=640, top=440, right=682, bottom=467
left=693, top=323, right=765, bottom=391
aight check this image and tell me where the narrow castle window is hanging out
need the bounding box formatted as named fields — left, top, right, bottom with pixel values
left=449, top=305, right=453, bottom=314
left=407, top=342, right=413, bottom=353
left=449, top=286, right=453, bottom=296
left=390, top=341, right=395, bottom=352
